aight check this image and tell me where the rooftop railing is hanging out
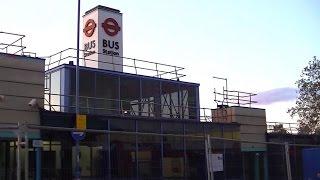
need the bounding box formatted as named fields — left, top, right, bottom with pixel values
left=44, top=48, right=185, bottom=80
left=0, top=31, right=36, bottom=57
left=267, top=122, right=298, bottom=134
left=214, top=89, right=257, bottom=107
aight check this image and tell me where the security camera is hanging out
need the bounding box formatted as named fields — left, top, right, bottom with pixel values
left=0, top=95, right=4, bottom=102
left=28, top=99, right=38, bottom=108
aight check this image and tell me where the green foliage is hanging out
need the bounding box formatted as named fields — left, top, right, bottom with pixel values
left=273, top=124, right=288, bottom=134
left=288, top=56, right=320, bottom=134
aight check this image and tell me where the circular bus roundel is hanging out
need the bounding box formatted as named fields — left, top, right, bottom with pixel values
left=83, top=19, right=96, bottom=37
left=102, top=18, right=121, bottom=36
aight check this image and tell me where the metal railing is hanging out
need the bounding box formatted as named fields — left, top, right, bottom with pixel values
left=214, top=88, right=257, bottom=107
left=44, top=48, right=185, bottom=80
left=44, top=93, right=214, bottom=122
left=0, top=31, right=37, bottom=57
left=267, top=122, right=298, bottom=134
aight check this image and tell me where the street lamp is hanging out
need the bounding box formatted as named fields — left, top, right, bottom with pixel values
left=75, top=0, right=81, bottom=179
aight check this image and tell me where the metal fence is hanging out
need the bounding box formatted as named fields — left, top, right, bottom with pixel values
left=0, top=32, right=36, bottom=57
left=44, top=48, right=185, bottom=80
left=0, top=122, right=319, bottom=180
left=267, top=122, right=298, bottom=134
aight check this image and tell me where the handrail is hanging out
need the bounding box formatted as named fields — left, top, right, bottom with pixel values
left=47, top=55, right=186, bottom=78
left=0, top=31, right=36, bottom=57
left=214, top=88, right=257, bottom=107
left=44, top=48, right=186, bottom=80
left=267, top=122, right=298, bottom=134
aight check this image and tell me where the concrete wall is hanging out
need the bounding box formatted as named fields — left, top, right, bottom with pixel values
left=0, top=53, right=44, bottom=129
left=212, top=106, right=267, bottom=151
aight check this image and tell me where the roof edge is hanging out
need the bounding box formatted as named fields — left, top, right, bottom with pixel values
left=84, top=5, right=121, bottom=16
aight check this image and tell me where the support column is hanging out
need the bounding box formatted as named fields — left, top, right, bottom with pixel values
left=16, top=131, right=21, bottom=180
left=75, top=140, right=81, bottom=180
left=160, top=122, right=164, bottom=179
left=24, top=133, right=29, bottom=180
left=205, top=134, right=214, bottom=180
left=254, top=153, right=260, bottom=180
left=263, top=153, right=269, bottom=180
left=35, top=147, right=41, bottom=180
left=284, top=142, right=292, bottom=180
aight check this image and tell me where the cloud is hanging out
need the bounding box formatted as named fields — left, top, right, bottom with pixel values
left=253, top=87, right=298, bottom=105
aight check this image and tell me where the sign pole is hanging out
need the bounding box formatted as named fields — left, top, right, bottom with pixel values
left=75, top=0, right=81, bottom=179
left=35, top=147, right=41, bottom=180
left=75, top=1, right=80, bottom=117
left=284, top=142, right=292, bottom=180
left=33, top=140, right=43, bottom=180
left=16, top=124, right=21, bottom=180
left=24, top=133, right=29, bottom=180
left=75, top=140, right=81, bottom=180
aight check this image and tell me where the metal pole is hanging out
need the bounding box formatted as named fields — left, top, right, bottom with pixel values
left=35, top=147, right=41, bottom=180
left=16, top=126, right=21, bottom=180
left=75, top=0, right=81, bottom=179
left=263, top=153, right=269, bottom=180
left=225, top=78, right=228, bottom=106
left=254, top=153, right=260, bottom=180
left=160, top=122, right=164, bottom=179
left=284, top=142, right=292, bottom=180
left=76, top=0, right=80, bottom=115
left=205, top=135, right=209, bottom=180
left=24, top=133, right=29, bottom=180
left=75, top=140, right=81, bottom=180
left=205, top=134, right=214, bottom=180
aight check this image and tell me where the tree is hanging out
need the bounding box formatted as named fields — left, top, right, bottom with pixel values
left=288, top=56, right=320, bottom=134
left=273, top=124, right=288, bottom=134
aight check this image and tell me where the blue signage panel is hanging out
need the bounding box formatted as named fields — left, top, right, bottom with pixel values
left=303, top=148, right=320, bottom=180
left=71, top=131, right=86, bottom=141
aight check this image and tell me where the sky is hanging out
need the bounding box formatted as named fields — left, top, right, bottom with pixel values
left=1, top=0, right=320, bottom=122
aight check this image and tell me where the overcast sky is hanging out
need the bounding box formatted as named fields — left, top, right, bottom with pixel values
left=2, top=0, right=320, bottom=122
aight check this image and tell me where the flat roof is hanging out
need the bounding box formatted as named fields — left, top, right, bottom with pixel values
left=0, top=52, right=44, bottom=61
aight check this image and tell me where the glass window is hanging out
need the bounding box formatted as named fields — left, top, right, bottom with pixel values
left=79, top=70, right=95, bottom=114
left=120, top=76, right=140, bottom=116
left=80, top=133, right=109, bottom=178
left=67, top=69, right=96, bottom=114
left=163, top=136, right=185, bottom=179
left=185, top=137, right=206, bottom=179
left=141, top=79, right=160, bottom=117
left=180, top=85, right=198, bottom=120
left=95, top=73, right=119, bottom=115
left=110, top=134, right=136, bottom=178
left=161, top=82, right=180, bottom=118
left=224, top=141, right=242, bottom=180
left=138, top=135, right=161, bottom=178
left=50, top=70, right=61, bottom=111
